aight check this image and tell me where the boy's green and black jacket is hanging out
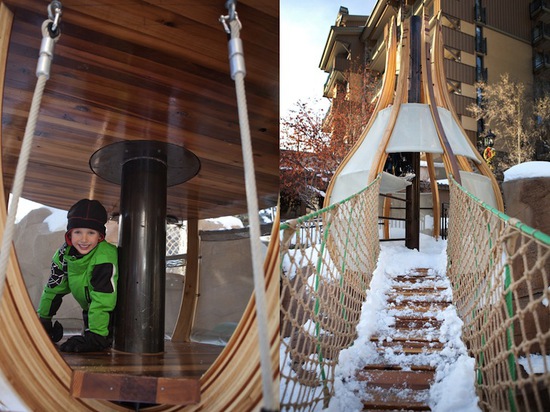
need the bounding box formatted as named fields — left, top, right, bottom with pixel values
left=37, top=241, right=118, bottom=337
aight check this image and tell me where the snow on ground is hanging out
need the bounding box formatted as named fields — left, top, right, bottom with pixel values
left=518, top=354, right=550, bottom=375
left=503, top=161, right=550, bottom=182
left=324, top=233, right=480, bottom=412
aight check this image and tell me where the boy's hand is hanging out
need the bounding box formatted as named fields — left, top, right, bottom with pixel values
left=59, top=331, right=110, bottom=352
left=39, top=317, right=64, bottom=343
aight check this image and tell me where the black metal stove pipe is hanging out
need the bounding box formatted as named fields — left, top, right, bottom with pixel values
left=114, top=157, right=167, bottom=353
left=405, top=14, right=421, bottom=250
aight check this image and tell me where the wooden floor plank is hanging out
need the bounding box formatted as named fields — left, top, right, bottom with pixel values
left=62, top=340, right=224, bottom=404
left=62, top=340, right=223, bottom=379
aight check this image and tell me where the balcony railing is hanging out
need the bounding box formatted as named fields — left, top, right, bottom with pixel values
left=476, top=67, right=488, bottom=82
left=530, top=0, right=550, bottom=19
left=474, top=4, right=486, bottom=23
left=532, top=21, right=550, bottom=45
left=533, top=52, right=550, bottom=71
left=475, top=36, right=487, bottom=54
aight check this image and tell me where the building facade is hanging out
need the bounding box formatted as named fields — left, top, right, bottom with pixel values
left=320, top=0, right=538, bottom=150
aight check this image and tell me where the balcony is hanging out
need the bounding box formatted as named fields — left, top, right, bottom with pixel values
left=476, top=67, right=488, bottom=82
left=533, top=51, right=550, bottom=72
left=474, top=4, right=486, bottom=24
left=475, top=36, right=487, bottom=54
left=531, top=0, right=550, bottom=23
left=532, top=21, right=550, bottom=48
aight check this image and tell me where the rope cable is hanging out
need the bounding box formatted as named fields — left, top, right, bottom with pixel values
left=0, top=13, right=60, bottom=302
left=222, top=11, right=277, bottom=411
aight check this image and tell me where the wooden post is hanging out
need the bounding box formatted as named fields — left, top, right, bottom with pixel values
left=171, top=218, right=200, bottom=342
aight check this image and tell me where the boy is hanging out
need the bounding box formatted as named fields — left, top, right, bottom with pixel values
left=37, top=199, right=118, bottom=353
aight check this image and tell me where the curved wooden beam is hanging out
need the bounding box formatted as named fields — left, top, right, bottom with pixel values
left=425, top=153, right=441, bottom=238
left=430, top=16, right=504, bottom=211
left=383, top=197, right=391, bottom=239
left=368, top=18, right=411, bottom=182
left=421, top=12, right=461, bottom=185
left=172, top=217, right=199, bottom=342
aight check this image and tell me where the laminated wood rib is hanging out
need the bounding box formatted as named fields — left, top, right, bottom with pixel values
left=430, top=17, right=504, bottom=211
left=368, top=18, right=410, bottom=182
left=421, top=13, right=461, bottom=185
left=425, top=152, right=441, bottom=237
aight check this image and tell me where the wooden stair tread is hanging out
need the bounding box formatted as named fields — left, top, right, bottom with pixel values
left=394, top=317, right=442, bottom=329
left=62, top=340, right=223, bottom=405
left=389, top=301, right=450, bottom=312
left=356, top=369, right=434, bottom=390
left=361, top=364, right=436, bottom=372
left=361, top=391, right=431, bottom=411
left=372, top=339, right=444, bottom=352
left=389, top=287, right=447, bottom=295
left=71, top=370, right=200, bottom=405
left=394, top=276, right=437, bottom=283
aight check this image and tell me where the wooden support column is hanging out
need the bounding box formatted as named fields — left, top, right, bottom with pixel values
left=172, top=217, right=200, bottom=342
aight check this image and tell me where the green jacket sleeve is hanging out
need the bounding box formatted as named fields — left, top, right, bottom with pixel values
left=88, top=261, right=118, bottom=336
left=37, top=245, right=70, bottom=319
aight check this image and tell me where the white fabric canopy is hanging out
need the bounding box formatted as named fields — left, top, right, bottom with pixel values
left=386, top=104, right=479, bottom=163
left=459, top=170, right=498, bottom=208
left=328, top=107, right=391, bottom=204
left=387, top=103, right=443, bottom=154
left=437, top=107, right=480, bottom=162
left=328, top=103, right=482, bottom=205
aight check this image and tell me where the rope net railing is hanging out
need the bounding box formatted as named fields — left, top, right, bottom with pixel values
left=447, top=176, right=550, bottom=411
left=280, top=177, right=381, bottom=411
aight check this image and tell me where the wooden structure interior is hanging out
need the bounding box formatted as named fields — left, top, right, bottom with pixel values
left=0, top=0, right=279, bottom=410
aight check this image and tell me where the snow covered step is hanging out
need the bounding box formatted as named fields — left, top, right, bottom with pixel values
left=394, top=316, right=442, bottom=329
left=371, top=337, right=444, bottom=354
left=356, top=368, right=434, bottom=390
left=387, top=300, right=450, bottom=312
left=389, top=286, right=448, bottom=294
left=361, top=392, right=431, bottom=412
left=393, top=275, right=438, bottom=284
left=356, top=367, right=433, bottom=410
left=387, top=290, right=450, bottom=302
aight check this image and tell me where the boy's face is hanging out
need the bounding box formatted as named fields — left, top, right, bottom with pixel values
left=69, top=228, right=101, bottom=255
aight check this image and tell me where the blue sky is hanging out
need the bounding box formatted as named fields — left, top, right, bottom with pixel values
left=280, top=0, right=377, bottom=116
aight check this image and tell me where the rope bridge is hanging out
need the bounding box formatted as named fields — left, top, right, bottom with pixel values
left=447, top=176, right=550, bottom=411
left=280, top=177, right=381, bottom=410
left=280, top=174, right=550, bottom=411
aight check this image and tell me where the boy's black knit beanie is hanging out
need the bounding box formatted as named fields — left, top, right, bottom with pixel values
left=66, top=199, right=107, bottom=237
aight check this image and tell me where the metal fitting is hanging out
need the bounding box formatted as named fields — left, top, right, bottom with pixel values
left=228, top=37, right=246, bottom=80
left=36, top=20, right=59, bottom=79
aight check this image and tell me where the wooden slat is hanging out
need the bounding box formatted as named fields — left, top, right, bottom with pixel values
left=71, top=371, right=201, bottom=405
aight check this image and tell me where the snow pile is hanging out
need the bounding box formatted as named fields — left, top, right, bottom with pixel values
left=518, top=355, right=550, bottom=375
left=324, top=235, right=480, bottom=412
left=503, top=161, right=550, bottom=182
